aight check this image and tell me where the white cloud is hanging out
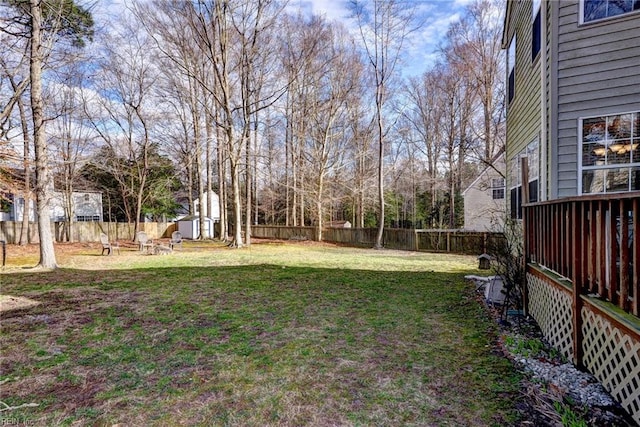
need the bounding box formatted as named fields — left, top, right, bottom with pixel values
left=294, top=0, right=469, bottom=76
left=288, top=0, right=353, bottom=23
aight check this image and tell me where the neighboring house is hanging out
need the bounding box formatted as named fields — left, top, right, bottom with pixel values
left=193, top=190, right=221, bottom=222
left=4, top=191, right=103, bottom=222
left=462, top=153, right=506, bottom=232
left=502, top=0, right=639, bottom=422
left=175, top=191, right=221, bottom=239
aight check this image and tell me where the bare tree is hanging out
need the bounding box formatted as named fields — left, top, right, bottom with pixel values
left=177, top=0, right=286, bottom=248
left=402, top=71, right=444, bottom=222
left=351, top=0, right=417, bottom=248
left=29, top=0, right=57, bottom=267
left=347, top=99, right=375, bottom=228
left=135, top=2, right=214, bottom=239
left=280, top=13, right=327, bottom=228
left=302, top=22, right=360, bottom=241
left=85, top=15, right=157, bottom=239
left=48, top=65, right=95, bottom=241
left=0, top=51, right=33, bottom=244
left=444, top=0, right=505, bottom=163
left=2, top=0, right=93, bottom=267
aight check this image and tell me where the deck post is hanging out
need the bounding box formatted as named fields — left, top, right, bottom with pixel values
left=571, top=202, right=584, bottom=368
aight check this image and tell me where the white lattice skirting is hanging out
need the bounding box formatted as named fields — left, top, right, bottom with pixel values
left=527, top=270, right=640, bottom=424
left=526, top=272, right=574, bottom=360
left=582, top=308, right=640, bottom=425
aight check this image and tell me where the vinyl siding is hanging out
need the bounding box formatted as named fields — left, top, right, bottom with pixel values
left=504, top=0, right=542, bottom=189
left=462, top=157, right=506, bottom=232
left=554, top=0, right=640, bottom=197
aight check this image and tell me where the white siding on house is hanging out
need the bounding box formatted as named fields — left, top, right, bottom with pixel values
left=10, top=192, right=103, bottom=222
left=463, top=157, right=506, bottom=232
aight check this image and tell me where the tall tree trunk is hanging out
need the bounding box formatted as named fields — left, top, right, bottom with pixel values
left=18, top=95, right=31, bottom=246
left=30, top=0, right=57, bottom=268
left=230, top=157, right=243, bottom=248
left=216, top=117, right=228, bottom=241
left=374, top=92, right=385, bottom=249
left=205, top=104, right=214, bottom=219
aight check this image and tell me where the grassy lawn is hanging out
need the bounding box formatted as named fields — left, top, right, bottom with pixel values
left=0, top=241, right=522, bottom=426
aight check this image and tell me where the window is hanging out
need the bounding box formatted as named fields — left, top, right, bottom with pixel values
left=532, top=0, right=541, bottom=60
left=76, top=215, right=100, bottom=222
left=509, top=141, right=540, bottom=219
left=583, top=0, right=640, bottom=22
left=491, top=178, right=505, bottom=200
left=0, top=196, right=10, bottom=213
left=507, top=35, right=516, bottom=104
left=580, top=111, right=640, bottom=194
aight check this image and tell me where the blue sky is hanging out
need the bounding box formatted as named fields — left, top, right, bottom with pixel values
left=291, top=0, right=474, bottom=76
left=95, top=0, right=473, bottom=77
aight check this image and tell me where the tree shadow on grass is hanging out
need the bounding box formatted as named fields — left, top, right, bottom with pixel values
left=0, top=265, right=522, bottom=427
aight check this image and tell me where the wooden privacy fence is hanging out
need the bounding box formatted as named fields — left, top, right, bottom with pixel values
left=1, top=221, right=503, bottom=256
left=523, top=194, right=640, bottom=424
left=0, top=221, right=173, bottom=244
left=251, top=225, right=504, bottom=255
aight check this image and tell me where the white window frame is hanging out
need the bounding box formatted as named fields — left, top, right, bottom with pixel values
left=580, top=0, right=640, bottom=24
left=491, top=178, right=506, bottom=200
left=578, top=111, right=640, bottom=194
left=508, top=140, right=540, bottom=219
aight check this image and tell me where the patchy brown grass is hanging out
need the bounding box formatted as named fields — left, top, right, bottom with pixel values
left=0, top=240, right=523, bottom=426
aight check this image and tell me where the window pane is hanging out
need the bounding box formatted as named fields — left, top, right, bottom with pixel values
left=631, top=167, right=640, bottom=190
left=606, top=168, right=630, bottom=192
left=583, top=170, right=604, bottom=194
left=608, top=139, right=632, bottom=164
left=510, top=186, right=521, bottom=219
left=527, top=143, right=539, bottom=178
left=508, top=70, right=515, bottom=104
left=528, top=179, right=539, bottom=203
left=583, top=143, right=606, bottom=166
left=584, top=0, right=604, bottom=21
left=532, top=11, right=541, bottom=60
left=508, top=36, right=516, bottom=73
left=608, top=114, right=632, bottom=140
left=584, top=0, right=637, bottom=22
left=583, top=117, right=606, bottom=142
left=509, top=158, right=520, bottom=186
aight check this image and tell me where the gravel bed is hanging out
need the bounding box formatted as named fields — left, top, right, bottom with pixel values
left=496, top=314, right=636, bottom=426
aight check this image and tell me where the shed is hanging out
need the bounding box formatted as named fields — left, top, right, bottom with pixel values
left=325, top=220, right=351, bottom=228
left=177, top=215, right=214, bottom=239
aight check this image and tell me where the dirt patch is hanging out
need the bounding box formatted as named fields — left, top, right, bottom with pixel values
left=0, top=295, right=41, bottom=313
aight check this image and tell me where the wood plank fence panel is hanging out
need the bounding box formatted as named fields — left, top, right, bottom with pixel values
left=0, top=221, right=168, bottom=244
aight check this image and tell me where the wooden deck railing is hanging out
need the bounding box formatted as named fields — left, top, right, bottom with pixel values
left=523, top=193, right=639, bottom=317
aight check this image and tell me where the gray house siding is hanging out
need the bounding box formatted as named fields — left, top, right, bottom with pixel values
left=553, top=0, right=640, bottom=197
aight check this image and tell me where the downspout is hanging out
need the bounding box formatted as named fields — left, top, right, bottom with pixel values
left=540, top=0, right=548, bottom=201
